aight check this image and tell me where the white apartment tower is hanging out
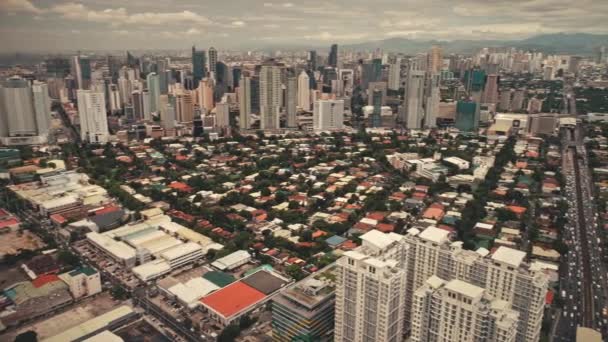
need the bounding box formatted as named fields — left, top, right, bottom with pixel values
left=259, top=65, right=281, bottom=130
left=388, top=58, right=401, bottom=91
left=215, top=102, right=230, bottom=128
left=424, top=73, right=440, bottom=128
left=297, top=70, right=311, bottom=111
left=286, top=76, right=297, bottom=128
left=403, top=68, right=426, bottom=129
left=208, top=47, right=218, bottom=76
left=77, top=89, right=109, bottom=143
left=313, top=99, right=344, bottom=131
left=334, top=230, right=408, bottom=342
left=238, top=76, right=251, bottom=130
left=402, top=227, right=549, bottom=342
left=411, top=277, right=519, bottom=342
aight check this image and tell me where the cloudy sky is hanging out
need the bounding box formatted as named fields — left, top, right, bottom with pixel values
left=1, top=0, right=607, bottom=51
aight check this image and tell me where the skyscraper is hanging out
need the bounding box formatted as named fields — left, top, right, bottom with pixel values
left=313, top=99, right=344, bottom=131
left=175, top=90, right=194, bottom=123
left=455, top=101, right=479, bottom=132
left=483, top=74, right=500, bottom=104
left=214, top=102, right=230, bottom=128
left=71, top=56, right=91, bottom=90
left=403, top=67, right=426, bottom=129
left=328, top=44, right=338, bottom=68
left=286, top=76, right=297, bottom=128
left=334, top=228, right=549, bottom=342
left=334, top=230, right=407, bottom=342
left=411, top=277, right=519, bottom=342
left=131, top=91, right=144, bottom=121
left=108, top=84, right=121, bottom=113
left=259, top=64, right=281, bottom=130
left=77, top=89, right=109, bottom=143
left=401, top=228, right=548, bottom=342
left=0, top=77, right=50, bottom=145
left=370, top=88, right=382, bottom=128
left=428, top=46, right=443, bottom=73
left=238, top=76, right=252, bottom=130
left=146, top=72, right=160, bottom=118
left=388, top=58, right=402, bottom=91
left=297, top=71, right=311, bottom=111
left=424, top=73, right=440, bottom=128
left=208, top=47, right=218, bottom=76
left=192, top=46, right=206, bottom=85
left=197, top=78, right=215, bottom=114
left=308, top=50, right=318, bottom=71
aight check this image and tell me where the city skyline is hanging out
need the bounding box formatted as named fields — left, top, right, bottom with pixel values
left=1, top=0, right=608, bottom=51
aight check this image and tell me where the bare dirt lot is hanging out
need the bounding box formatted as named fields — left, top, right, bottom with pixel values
left=0, top=230, right=46, bottom=257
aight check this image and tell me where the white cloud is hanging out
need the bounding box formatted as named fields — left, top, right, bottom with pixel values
left=186, top=28, right=201, bottom=35
left=283, top=3, right=295, bottom=7
left=50, top=3, right=212, bottom=26
left=231, top=20, right=246, bottom=27
left=0, top=0, right=42, bottom=14
left=303, top=31, right=370, bottom=41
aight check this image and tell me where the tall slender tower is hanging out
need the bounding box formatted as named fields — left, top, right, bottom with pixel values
left=259, top=65, right=281, bottom=130
left=238, top=76, right=251, bottom=130
left=328, top=44, right=338, bottom=68
left=192, top=46, right=206, bottom=85
left=77, top=89, right=109, bottom=143
left=208, top=47, right=218, bottom=76
left=403, top=67, right=426, bottom=129
left=388, top=58, right=402, bottom=91
left=286, top=76, right=297, bottom=128
left=146, top=72, right=160, bottom=117
left=297, top=71, right=311, bottom=111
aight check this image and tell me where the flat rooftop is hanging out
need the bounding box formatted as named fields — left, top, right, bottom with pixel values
left=200, top=281, right=266, bottom=318
left=491, top=246, right=526, bottom=267
left=241, top=270, right=288, bottom=295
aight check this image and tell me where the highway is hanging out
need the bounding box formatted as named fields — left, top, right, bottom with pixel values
left=554, top=126, right=608, bottom=341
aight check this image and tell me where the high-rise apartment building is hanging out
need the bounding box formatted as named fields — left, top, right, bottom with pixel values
left=175, top=90, right=194, bottom=123
left=207, top=47, right=218, bottom=76
left=334, top=230, right=408, bottom=342
left=334, top=228, right=549, bottom=342
left=388, top=58, right=402, bottom=91
left=259, top=65, right=281, bottom=130
left=0, top=77, right=50, bottom=145
left=214, top=102, right=230, bottom=128
left=77, top=89, right=109, bottom=143
left=146, top=72, right=160, bottom=116
left=428, top=46, right=443, bottom=73
left=238, top=76, right=252, bottom=130
left=403, top=68, right=426, bottom=129
left=313, top=99, right=344, bottom=131
left=483, top=74, right=500, bottom=104
left=286, top=76, right=297, bottom=128
left=424, top=73, right=440, bottom=128
left=411, top=277, right=519, bottom=342
left=71, top=56, right=91, bottom=90
left=402, top=227, right=548, bottom=342
left=297, top=71, right=311, bottom=111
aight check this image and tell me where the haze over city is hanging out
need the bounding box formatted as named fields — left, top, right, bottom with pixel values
left=1, top=0, right=608, bottom=51
left=0, top=1, right=607, bottom=342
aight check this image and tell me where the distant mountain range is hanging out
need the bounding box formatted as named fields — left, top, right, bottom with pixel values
left=338, top=33, right=608, bottom=55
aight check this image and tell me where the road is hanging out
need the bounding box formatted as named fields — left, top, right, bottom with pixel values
left=554, top=126, right=608, bottom=341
